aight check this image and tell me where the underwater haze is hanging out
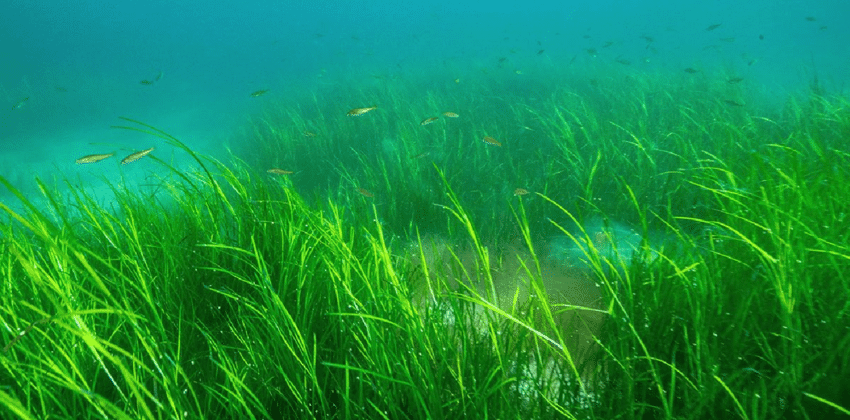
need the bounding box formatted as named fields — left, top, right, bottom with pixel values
left=2, top=0, right=848, bottom=167
left=2, top=1, right=850, bottom=419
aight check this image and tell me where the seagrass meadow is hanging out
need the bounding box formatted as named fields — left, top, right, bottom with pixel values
left=2, top=69, right=849, bottom=419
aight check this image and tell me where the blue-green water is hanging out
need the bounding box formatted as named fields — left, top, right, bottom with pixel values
left=2, top=1, right=847, bottom=190
left=1, top=4, right=849, bottom=417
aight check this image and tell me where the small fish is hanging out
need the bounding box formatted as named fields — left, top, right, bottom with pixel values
left=684, top=67, right=700, bottom=74
left=267, top=168, right=293, bottom=175
left=75, top=153, right=115, bottom=164
left=303, top=130, right=317, bottom=137
left=120, top=147, right=154, bottom=165
left=585, top=48, right=597, bottom=57
left=140, top=71, right=164, bottom=85
left=722, top=99, right=745, bottom=107
left=615, top=57, right=631, bottom=65
left=442, top=112, right=459, bottom=118
left=411, top=152, right=430, bottom=160
left=640, top=35, right=654, bottom=43
left=727, top=77, right=745, bottom=84
left=705, top=23, right=722, bottom=31
left=513, top=188, right=529, bottom=196
left=482, top=136, right=502, bottom=147
left=537, top=49, right=545, bottom=55
left=805, top=16, right=817, bottom=22
left=357, top=188, right=374, bottom=198
left=346, top=106, right=377, bottom=116
left=602, top=41, right=615, bottom=48
left=420, top=117, right=439, bottom=126
left=454, top=78, right=460, bottom=84
left=12, top=97, right=29, bottom=110
left=250, top=90, right=269, bottom=97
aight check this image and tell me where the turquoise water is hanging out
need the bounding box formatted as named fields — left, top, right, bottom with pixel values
left=2, top=1, right=847, bottom=179
left=2, top=2, right=849, bottom=418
